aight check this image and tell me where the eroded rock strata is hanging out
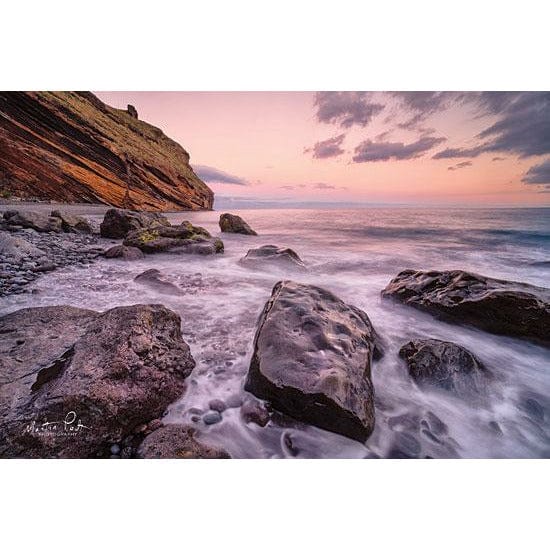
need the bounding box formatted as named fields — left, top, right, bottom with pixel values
left=0, top=92, right=213, bottom=211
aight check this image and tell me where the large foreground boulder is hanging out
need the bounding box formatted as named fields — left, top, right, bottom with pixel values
left=382, top=269, right=550, bottom=347
left=3, top=210, right=62, bottom=233
left=245, top=281, right=381, bottom=442
left=219, top=213, right=257, bottom=235
left=123, top=221, right=223, bottom=255
left=138, top=425, right=230, bottom=458
left=100, top=208, right=170, bottom=239
left=399, top=339, right=488, bottom=397
left=239, top=245, right=306, bottom=271
left=0, top=304, right=195, bottom=458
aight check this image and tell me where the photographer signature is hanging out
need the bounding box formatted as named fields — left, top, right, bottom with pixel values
left=23, top=411, right=91, bottom=436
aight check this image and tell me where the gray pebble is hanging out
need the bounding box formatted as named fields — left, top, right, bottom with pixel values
left=203, top=411, right=222, bottom=425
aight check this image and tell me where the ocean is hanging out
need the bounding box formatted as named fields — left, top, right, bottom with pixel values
left=1, top=206, right=549, bottom=457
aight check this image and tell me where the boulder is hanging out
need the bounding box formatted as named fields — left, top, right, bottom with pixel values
left=134, top=269, right=184, bottom=295
left=137, top=425, right=230, bottom=458
left=382, top=269, right=550, bottom=347
left=104, top=244, right=145, bottom=261
left=245, top=280, right=381, bottom=442
left=399, top=339, right=488, bottom=396
left=127, top=104, right=138, bottom=119
left=240, top=398, right=270, bottom=427
left=0, top=232, right=44, bottom=261
left=99, top=208, right=170, bottom=239
left=51, top=210, right=93, bottom=233
left=123, top=221, right=223, bottom=255
left=239, top=245, right=306, bottom=271
left=3, top=210, right=62, bottom=233
left=0, top=304, right=195, bottom=458
left=219, top=213, right=257, bottom=235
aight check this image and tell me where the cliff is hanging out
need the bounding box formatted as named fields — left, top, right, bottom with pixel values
left=0, top=92, right=213, bottom=211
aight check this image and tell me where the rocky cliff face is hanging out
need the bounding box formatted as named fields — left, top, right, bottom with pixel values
left=0, top=92, right=213, bottom=211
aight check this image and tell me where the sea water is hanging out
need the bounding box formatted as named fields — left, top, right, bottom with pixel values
left=1, top=207, right=549, bottom=458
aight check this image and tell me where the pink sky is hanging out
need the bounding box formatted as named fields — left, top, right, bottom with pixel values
left=95, top=92, right=550, bottom=207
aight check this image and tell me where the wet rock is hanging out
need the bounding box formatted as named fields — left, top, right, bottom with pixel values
left=203, top=411, right=222, bottom=425
left=387, top=432, right=421, bottom=458
left=226, top=394, right=244, bottom=409
left=104, top=244, right=145, bottom=261
left=134, top=269, right=184, bottom=295
left=219, top=213, right=257, bottom=235
left=382, top=269, right=550, bottom=347
left=0, top=304, right=195, bottom=458
left=239, top=245, right=306, bottom=271
left=110, top=444, right=121, bottom=455
left=240, top=399, right=270, bottom=427
left=100, top=208, right=170, bottom=239
left=399, top=339, right=488, bottom=396
left=138, top=425, right=230, bottom=458
left=208, top=399, right=227, bottom=413
left=245, top=280, right=381, bottom=442
left=3, top=210, right=62, bottom=233
left=51, top=210, right=93, bottom=233
left=123, top=221, right=223, bottom=255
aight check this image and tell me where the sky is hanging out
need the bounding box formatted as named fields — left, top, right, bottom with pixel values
left=95, top=92, right=550, bottom=207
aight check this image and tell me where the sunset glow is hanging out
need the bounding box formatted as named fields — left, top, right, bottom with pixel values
left=96, top=91, right=550, bottom=207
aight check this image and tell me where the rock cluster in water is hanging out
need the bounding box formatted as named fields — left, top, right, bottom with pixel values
left=382, top=269, right=550, bottom=347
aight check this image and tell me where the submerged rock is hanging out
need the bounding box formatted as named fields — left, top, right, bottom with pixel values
left=134, top=269, right=184, bottom=295
left=51, top=210, right=93, bottom=233
left=239, top=245, right=306, bottom=271
left=245, top=280, right=381, bottom=442
left=138, top=425, right=230, bottom=458
left=399, top=339, right=488, bottom=396
left=219, top=213, right=257, bottom=235
left=123, top=221, right=223, bottom=255
left=104, top=244, right=145, bottom=261
left=0, top=304, right=195, bottom=458
left=100, top=208, right=170, bottom=239
left=3, top=210, right=62, bottom=233
left=240, top=398, right=270, bottom=427
left=382, top=269, right=550, bottom=347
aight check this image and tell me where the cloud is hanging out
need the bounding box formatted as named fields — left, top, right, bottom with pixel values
left=279, top=184, right=307, bottom=190
left=448, top=161, right=472, bottom=171
left=305, top=134, right=346, bottom=159
left=492, top=156, right=505, bottom=162
left=313, top=183, right=336, bottom=189
left=433, top=92, right=550, bottom=159
left=193, top=165, right=248, bottom=185
left=391, top=92, right=459, bottom=130
left=522, top=158, right=550, bottom=184
left=314, top=92, right=384, bottom=128
left=352, top=135, right=446, bottom=163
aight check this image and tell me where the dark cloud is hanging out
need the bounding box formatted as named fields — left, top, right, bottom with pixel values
left=522, top=158, right=550, bottom=184
left=433, top=92, right=550, bottom=159
left=193, top=165, right=248, bottom=185
left=352, top=136, right=446, bottom=163
left=314, top=92, right=384, bottom=128
left=305, top=134, right=346, bottom=159
left=448, top=161, right=472, bottom=171
left=391, top=92, right=459, bottom=130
